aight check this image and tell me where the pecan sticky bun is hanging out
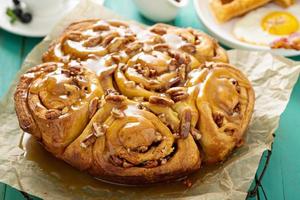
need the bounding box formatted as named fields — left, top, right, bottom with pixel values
left=14, top=19, right=254, bottom=184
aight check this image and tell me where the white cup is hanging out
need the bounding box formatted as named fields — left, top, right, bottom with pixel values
left=132, top=0, right=189, bottom=22
left=21, top=0, right=63, bottom=17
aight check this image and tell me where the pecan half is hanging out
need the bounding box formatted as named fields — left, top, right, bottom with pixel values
left=102, top=33, right=118, bottom=47
left=125, top=41, right=143, bottom=55
left=149, top=96, right=174, bottom=106
left=166, top=87, right=189, bottom=102
left=150, top=26, right=167, bottom=35
left=107, top=38, right=125, bottom=53
left=180, top=108, right=192, bottom=138
left=92, top=24, right=110, bottom=31
left=83, top=36, right=102, bottom=47
left=153, top=44, right=169, bottom=52
left=167, top=77, right=181, bottom=88
left=66, top=31, right=82, bottom=42
left=105, top=94, right=127, bottom=103
left=180, top=43, right=196, bottom=54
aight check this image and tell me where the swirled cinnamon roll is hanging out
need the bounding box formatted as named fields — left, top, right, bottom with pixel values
left=63, top=92, right=200, bottom=184
left=186, top=62, right=255, bottom=164
left=14, top=19, right=254, bottom=185
left=14, top=62, right=103, bottom=154
left=42, top=19, right=228, bottom=65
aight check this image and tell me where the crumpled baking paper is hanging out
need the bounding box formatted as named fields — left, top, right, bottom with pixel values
left=0, top=0, right=300, bottom=199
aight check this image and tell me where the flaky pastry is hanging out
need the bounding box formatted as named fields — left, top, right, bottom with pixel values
left=210, top=0, right=271, bottom=22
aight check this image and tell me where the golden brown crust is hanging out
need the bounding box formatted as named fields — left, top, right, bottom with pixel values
left=14, top=19, right=254, bottom=185
left=274, top=0, right=295, bottom=7
left=210, top=0, right=271, bottom=22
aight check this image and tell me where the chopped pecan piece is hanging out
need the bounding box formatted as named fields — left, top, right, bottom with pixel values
left=111, top=107, right=125, bottom=119
left=233, top=103, right=241, bottom=114
left=80, top=133, right=97, bottom=148
left=111, top=54, right=121, bottom=63
left=160, top=158, right=167, bottom=165
left=143, top=160, right=159, bottom=168
left=92, top=122, right=108, bottom=137
left=213, top=113, right=224, bottom=128
left=61, top=107, right=69, bottom=114
left=45, top=109, right=61, bottom=120
left=180, top=108, right=192, bottom=138
left=123, top=161, right=134, bottom=168
left=191, top=128, right=202, bottom=140
left=135, top=145, right=148, bottom=153
left=224, top=128, right=235, bottom=136
left=183, top=178, right=193, bottom=188
left=88, top=97, right=99, bottom=119
left=178, top=64, right=187, bottom=81
left=69, top=65, right=83, bottom=76
left=110, top=155, right=123, bottom=166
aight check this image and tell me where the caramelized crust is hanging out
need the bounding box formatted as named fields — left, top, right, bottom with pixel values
left=210, top=0, right=271, bottom=22
left=274, top=0, right=294, bottom=7
left=14, top=19, right=254, bottom=184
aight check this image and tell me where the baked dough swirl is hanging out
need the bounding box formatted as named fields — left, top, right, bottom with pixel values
left=63, top=91, right=200, bottom=184
left=14, top=19, right=254, bottom=184
left=14, top=62, right=102, bottom=154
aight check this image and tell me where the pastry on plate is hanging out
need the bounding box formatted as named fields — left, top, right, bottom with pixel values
left=14, top=19, right=255, bottom=184
left=209, top=0, right=271, bottom=22
left=275, top=0, right=295, bottom=7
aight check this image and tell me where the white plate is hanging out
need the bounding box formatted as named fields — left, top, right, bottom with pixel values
left=0, top=0, right=81, bottom=37
left=193, top=0, right=300, bottom=57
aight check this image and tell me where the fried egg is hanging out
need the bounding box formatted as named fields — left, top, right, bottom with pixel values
left=233, top=4, right=300, bottom=46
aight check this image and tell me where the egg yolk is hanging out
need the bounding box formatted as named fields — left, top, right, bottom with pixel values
left=261, top=11, right=299, bottom=35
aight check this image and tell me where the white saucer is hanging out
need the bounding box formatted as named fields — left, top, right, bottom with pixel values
left=194, top=0, right=300, bottom=57
left=0, top=0, right=80, bottom=37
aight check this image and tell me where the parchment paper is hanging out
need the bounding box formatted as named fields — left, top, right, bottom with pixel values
left=0, top=0, right=300, bottom=199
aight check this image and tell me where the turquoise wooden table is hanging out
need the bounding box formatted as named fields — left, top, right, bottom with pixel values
left=0, top=0, right=299, bottom=199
